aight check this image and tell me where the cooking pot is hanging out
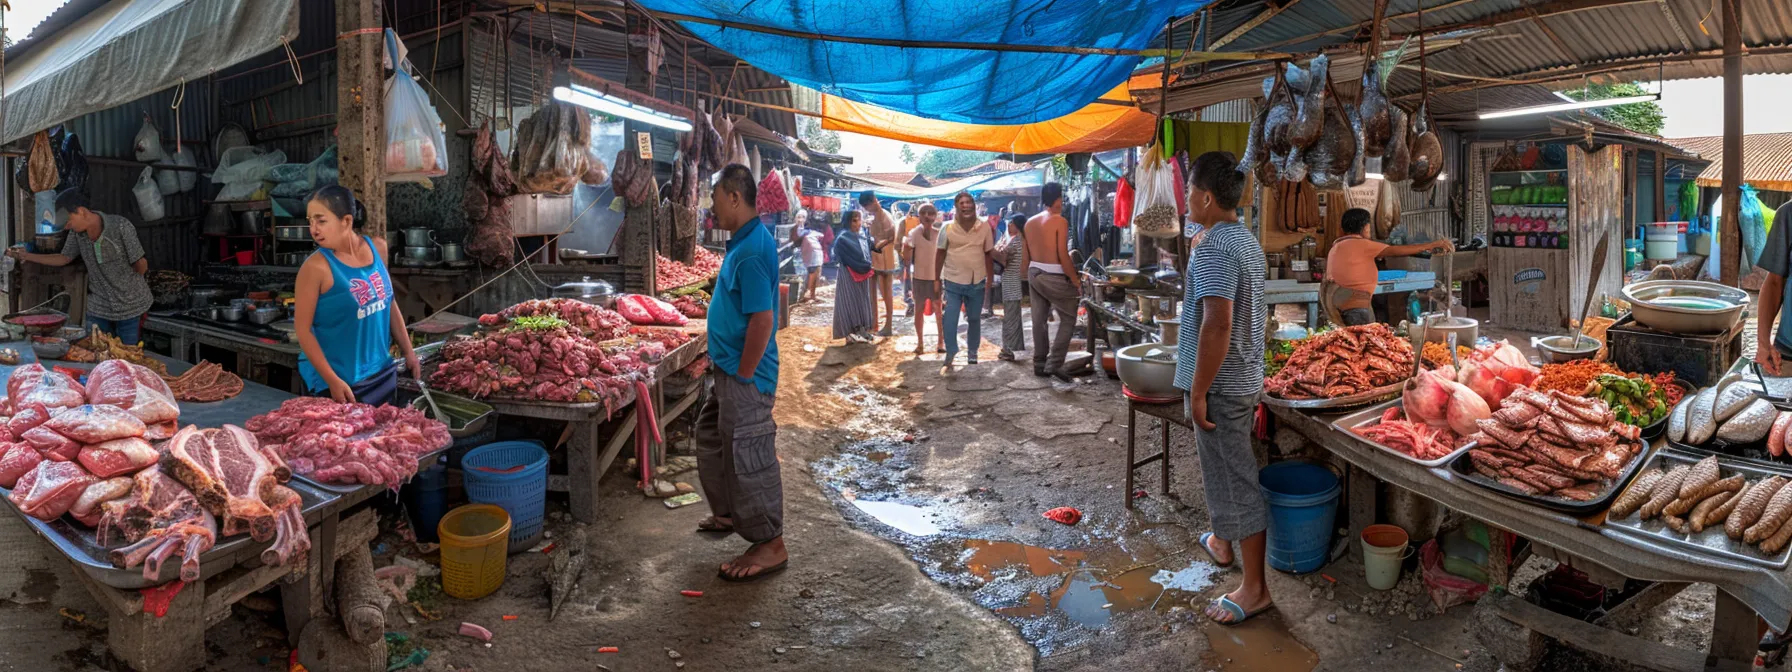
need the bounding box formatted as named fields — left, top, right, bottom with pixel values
left=1532, top=334, right=1601, bottom=364
left=237, top=210, right=268, bottom=236
left=552, top=276, right=616, bottom=307
left=403, top=246, right=438, bottom=262
left=1116, top=343, right=1179, bottom=398
left=203, top=203, right=234, bottom=236
left=1620, top=279, right=1749, bottom=334
left=249, top=306, right=284, bottom=325
left=187, top=285, right=232, bottom=308
left=439, top=243, right=466, bottom=263
left=1106, top=324, right=1136, bottom=349
left=274, top=224, right=311, bottom=242
left=1105, top=267, right=1151, bottom=289
left=34, top=230, right=67, bottom=254
left=402, top=228, right=436, bottom=247
left=218, top=305, right=245, bottom=323
left=1422, top=314, right=1479, bottom=347
left=276, top=251, right=309, bottom=266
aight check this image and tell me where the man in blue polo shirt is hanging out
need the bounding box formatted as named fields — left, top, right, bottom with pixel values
left=699, top=164, right=786, bottom=582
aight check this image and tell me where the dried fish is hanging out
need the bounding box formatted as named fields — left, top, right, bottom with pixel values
left=1289, top=55, right=1330, bottom=150
left=1381, top=106, right=1411, bottom=182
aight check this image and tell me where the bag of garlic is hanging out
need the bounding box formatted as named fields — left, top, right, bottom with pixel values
left=1132, top=149, right=1181, bottom=239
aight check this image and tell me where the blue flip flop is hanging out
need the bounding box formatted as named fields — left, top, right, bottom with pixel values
left=1206, top=595, right=1273, bottom=625
left=1197, top=532, right=1233, bottom=568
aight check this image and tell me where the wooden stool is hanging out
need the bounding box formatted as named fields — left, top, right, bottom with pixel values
left=1125, top=396, right=1190, bottom=509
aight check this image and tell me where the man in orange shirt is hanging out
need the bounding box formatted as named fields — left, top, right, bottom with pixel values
left=1324, top=208, right=1454, bottom=326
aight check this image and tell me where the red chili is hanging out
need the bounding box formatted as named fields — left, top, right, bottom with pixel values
left=680, top=590, right=704, bottom=597
left=598, top=647, right=619, bottom=653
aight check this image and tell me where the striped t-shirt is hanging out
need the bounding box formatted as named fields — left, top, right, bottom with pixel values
left=1173, top=221, right=1267, bottom=396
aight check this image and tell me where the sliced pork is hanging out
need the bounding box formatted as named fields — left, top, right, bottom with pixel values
left=77, top=437, right=158, bottom=479
left=97, top=465, right=217, bottom=582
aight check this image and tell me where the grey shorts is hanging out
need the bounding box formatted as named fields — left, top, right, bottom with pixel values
left=1192, top=390, right=1269, bottom=540
left=1340, top=307, right=1375, bottom=326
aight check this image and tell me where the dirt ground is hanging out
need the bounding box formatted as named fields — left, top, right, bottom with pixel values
left=0, top=285, right=1735, bottom=672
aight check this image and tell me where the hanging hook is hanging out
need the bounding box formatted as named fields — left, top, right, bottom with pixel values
left=168, top=78, right=186, bottom=154
left=283, top=37, right=305, bottom=86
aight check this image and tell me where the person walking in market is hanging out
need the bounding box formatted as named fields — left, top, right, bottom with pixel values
left=1325, top=208, right=1454, bottom=326
left=933, top=191, right=996, bottom=375
left=8, top=189, right=153, bottom=344
left=831, top=211, right=880, bottom=343
left=861, top=191, right=900, bottom=337
left=798, top=219, right=827, bottom=303
left=1175, top=152, right=1272, bottom=625
left=997, top=213, right=1029, bottom=361
left=1023, top=182, right=1081, bottom=383
left=903, top=204, right=946, bottom=354
left=286, top=186, right=420, bottom=406
left=698, top=164, right=787, bottom=582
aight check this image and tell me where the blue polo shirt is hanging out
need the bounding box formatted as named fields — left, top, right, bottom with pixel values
left=708, top=217, right=780, bottom=395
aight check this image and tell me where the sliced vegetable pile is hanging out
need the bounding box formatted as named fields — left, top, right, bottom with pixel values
left=1586, top=374, right=1670, bottom=428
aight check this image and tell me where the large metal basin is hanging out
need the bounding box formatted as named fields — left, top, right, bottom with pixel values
left=1116, top=343, right=1179, bottom=398
left=1620, top=280, right=1748, bottom=334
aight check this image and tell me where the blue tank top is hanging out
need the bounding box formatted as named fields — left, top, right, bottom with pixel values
left=299, top=237, right=395, bottom=392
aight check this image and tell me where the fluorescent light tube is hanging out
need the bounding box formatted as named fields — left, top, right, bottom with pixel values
left=553, top=85, right=693, bottom=132
left=1364, top=172, right=1445, bottom=181
left=1477, top=94, right=1658, bottom=120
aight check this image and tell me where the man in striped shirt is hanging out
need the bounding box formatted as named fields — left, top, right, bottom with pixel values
left=1173, top=152, right=1270, bottom=626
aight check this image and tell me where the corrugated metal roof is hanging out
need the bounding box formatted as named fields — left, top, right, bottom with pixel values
left=850, top=172, right=929, bottom=186
left=1667, top=132, right=1792, bottom=189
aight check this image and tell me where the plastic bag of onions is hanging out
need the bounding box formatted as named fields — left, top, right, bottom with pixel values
left=1132, top=151, right=1182, bottom=239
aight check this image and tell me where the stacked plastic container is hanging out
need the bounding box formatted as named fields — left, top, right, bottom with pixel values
left=461, top=440, right=549, bottom=552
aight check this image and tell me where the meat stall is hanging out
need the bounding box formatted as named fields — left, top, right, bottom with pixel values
left=0, top=345, right=443, bottom=672
left=1244, top=321, right=1792, bottom=671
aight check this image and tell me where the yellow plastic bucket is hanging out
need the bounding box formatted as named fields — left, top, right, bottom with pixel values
left=438, top=504, right=511, bottom=599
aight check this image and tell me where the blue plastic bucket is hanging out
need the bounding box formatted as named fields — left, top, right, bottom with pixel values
left=1258, top=461, right=1341, bottom=574
left=462, top=440, right=549, bottom=552
left=403, top=460, right=450, bottom=543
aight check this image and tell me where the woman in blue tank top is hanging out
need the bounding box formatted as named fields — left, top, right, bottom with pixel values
left=294, top=186, right=419, bottom=405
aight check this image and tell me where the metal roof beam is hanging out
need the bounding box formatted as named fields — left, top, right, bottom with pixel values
left=1211, top=0, right=1306, bottom=50
left=1250, top=0, right=1653, bottom=51
left=1397, top=44, right=1792, bottom=100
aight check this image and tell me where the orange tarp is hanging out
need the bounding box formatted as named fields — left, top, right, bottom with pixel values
left=821, top=83, right=1155, bottom=154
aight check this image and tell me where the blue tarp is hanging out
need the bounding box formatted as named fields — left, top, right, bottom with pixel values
left=829, top=168, right=1044, bottom=200
left=637, top=0, right=1210, bottom=125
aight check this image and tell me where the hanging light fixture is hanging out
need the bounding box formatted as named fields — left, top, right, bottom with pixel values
left=1477, top=94, right=1659, bottom=120
left=553, top=70, right=692, bottom=132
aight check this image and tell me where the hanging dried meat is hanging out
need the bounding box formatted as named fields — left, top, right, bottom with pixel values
left=1288, top=55, right=1329, bottom=150
left=1346, top=95, right=1369, bottom=187
left=466, top=121, right=517, bottom=267
left=27, top=131, right=59, bottom=193
left=1304, top=77, right=1356, bottom=190
left=1263, top=66, right=1298, bottom=157
left=1239, top=78, right=1271, bottom=179
left=614, top=150, right=658, bottom=208
left=1361, top=69, right=1391, bottom=158
left=1381, top=106, right=1412, bottom=182
left=699, top=100, right=725, bottom=174
left=512, top=101, right=593, bottom=195
left=1409, top=103, right=1444, bottom=191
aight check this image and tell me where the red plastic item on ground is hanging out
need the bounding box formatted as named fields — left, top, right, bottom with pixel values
left=140, top=579, right=187, bottom=617
left=473, top=465, right=526, bottom=474
left=1042, top=507, right=1082, bottom=525
left=680, top=590, right=704, bottom=597
left=598, top=647, right=619, bottom=653
left=501, top=614, right=519, bottom=621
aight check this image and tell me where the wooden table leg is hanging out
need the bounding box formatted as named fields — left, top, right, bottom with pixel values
left=568, top=420, right=603, bottom=523
left=281, top=513, right=336, bottom=646
left=107, top=575, right=206, bottom=672
left=1347, top=464, right=1376, bottom=562
left=1125, top=405, right=1137, bottom=510
left=1711, top=589, right=1760, bottom=671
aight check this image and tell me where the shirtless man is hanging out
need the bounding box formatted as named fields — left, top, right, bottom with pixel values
left=1023, top=182, right=1080, bottom=383
left=860, top=191, right=899, bottom=337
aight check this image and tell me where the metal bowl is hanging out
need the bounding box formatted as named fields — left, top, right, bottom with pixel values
left=218, top=305, right=245, bottom=322
left=1532, top=334, right=1601, bottom=364
left=30, top=336, right=69, bottom=360
left=1619, top=279, right=1749, bottom=334
left=1115, top=343, right=1179, bottom=398
left=249, top=306, right=284, bottom=325
left=34, top=230, right=68, bottom=254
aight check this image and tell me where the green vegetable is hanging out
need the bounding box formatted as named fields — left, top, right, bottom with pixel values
left=505, top=315, right=572, bottom=331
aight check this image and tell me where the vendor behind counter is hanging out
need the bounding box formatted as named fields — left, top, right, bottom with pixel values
left=7, top=189, right=151, bottom=343
left=1324, top=208, right=1453, bottom=326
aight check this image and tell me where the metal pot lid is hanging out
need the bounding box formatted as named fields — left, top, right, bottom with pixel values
left=553, top=276, right=615, bottom=297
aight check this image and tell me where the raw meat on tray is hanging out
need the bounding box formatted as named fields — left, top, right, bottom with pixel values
left=86, top=360, right=181, bottom=439
left=97, top=465, right=218, bottom=582
left=7, top=364, right=85, bottom=411
left=248, top=398, right=449, bottom=490
left=162, top=425, right=309, bottom=567
left=9, top=459, right=96, bottom=521
left=69, top=477, right=133, bottom=527
left=0, top=442, right=44, bottom=487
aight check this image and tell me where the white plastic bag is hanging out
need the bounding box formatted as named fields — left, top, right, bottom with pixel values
left=1132, top=150, right=1180, bottom=239
left=155, top=168, right=181, bottom=196
left=172, top=146, right=198, bottom=192
left=133, top=167, right=166, bottom=222
left=213, top=146, right=285, bottom=184
left=383, top=29, right=449, bottom=183
left=133, top=117, right=167, bottom=163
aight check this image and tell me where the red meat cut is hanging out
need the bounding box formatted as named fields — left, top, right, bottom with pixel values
left=248, top=398, right=449, bottom=490
left=97, top=465, right=218, bottom=582
left=0, top=442, right=44, bottom=487
left=69, top=476, right=133, bottom=527
left=85, top=361, right=180, bottom=439
left=21, top=425, right=80, bottom=461
left=7, top=363, right=86, bottom=411
left=8, top=459, right=95, bottom=521
left=7, top=401, right=50, bottom=438
left=44, top=404, right=147, bottom=444
left=161, top=425, right=309, bottom=567
left=76, top=437, right=157, bottom=478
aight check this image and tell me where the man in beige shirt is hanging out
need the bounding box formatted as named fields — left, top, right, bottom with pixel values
left=933, top=192, right=995, bottom=374
left=860, top=191, right=899, bottom=337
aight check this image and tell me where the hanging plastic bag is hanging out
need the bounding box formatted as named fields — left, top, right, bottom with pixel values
left=133, top=116, right=168, bottom=163
left=133, top=168, right=166, bottom=222
left=1741, top=185, right=1767, bottom=270
left=1131, top=148, right=1181, bottom=239
left=213, top=146, right=285, bottom=184
left=383, top=29, right=449, bottom=183
left=172, top=146, right=198, bottom=193
left=155, top=166, right=181, bottom=196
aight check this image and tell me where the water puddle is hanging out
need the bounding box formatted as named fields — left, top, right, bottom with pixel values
left=964, top=539, right=1220, bottom=629
left=851, top=500, right=947, bottom=536
left=964, top=540, right=1084, bottom=580
left=1204, top=613, right=1319, bottom=672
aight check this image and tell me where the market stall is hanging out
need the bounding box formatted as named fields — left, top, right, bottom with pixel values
left=1246, top=272, right=1778, bottom=669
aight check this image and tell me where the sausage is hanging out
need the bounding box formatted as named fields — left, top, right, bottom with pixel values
left=1640, top=465, right=1691, bottom=520
left=1697, top=481, right=1751, bottom=533
left=1610, top=468, right=1664, bottom=518
left=1679, top=456, right=1721, bottom=500
left=1690, top=489, right=1739, bottom=533
left=1728, top=476, right=1786, bottom=539
left=1668, top=472, right=1744, bottom=517
left=1771, top=413, right=1792, bottom=457
left=1744, top=481, right=1792, bottom=544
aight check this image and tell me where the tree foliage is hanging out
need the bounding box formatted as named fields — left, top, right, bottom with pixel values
left=1563, top=82, right=1665, bottom=136
left=798, top=116, right=842, bottom=154
left=915, top=149, right=998, bottom=177
left=899, top=144, right=916, bottom=164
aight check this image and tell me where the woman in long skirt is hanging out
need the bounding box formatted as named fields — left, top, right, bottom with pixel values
left=830, top=211, right=879, bottom=343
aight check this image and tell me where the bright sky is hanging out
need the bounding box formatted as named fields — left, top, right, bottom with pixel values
left=1657, top=74, right=1792, bottom=138
left=839, top=132, right=924, bottom=173
left=6, top=0, right=61, bottom=44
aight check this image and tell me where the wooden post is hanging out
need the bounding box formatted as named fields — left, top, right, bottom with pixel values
left=337, top=0, right=387, bottom=238
left=1719, top=0, right=1742, bottom=286
left=1654, top=150, right=1666, bottom=224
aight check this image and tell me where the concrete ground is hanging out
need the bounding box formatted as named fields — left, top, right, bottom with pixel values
left=0, top=285, right=1737, bottom=672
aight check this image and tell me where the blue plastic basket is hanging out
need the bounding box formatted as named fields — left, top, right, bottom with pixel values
left=462, top=440, right=549, bottom=552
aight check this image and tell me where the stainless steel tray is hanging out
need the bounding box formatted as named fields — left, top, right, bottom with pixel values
left=0, top=478, right=340, bottom=589
left=1263, top=380, right=1404, bottom=412
left=1603, top=447, right=1792, bottom=570
left=288, top=442, right=452, bottom=494
left=1331, top=399, right=1478, bottom=468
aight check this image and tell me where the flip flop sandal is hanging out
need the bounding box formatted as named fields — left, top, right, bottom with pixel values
left=696, top=517, right=734, bottom=533
left=1205, top=596, right=1273, bottom=626
left=1197, top=532, right=1234, bottom=568
left=718, top=560, right=788, bottom=583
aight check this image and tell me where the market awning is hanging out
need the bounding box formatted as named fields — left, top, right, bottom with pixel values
left=1, top=0, right=299, bottom=143
left=820, top=83, right=1156, bottom=154
left=634, top=0, right=1210, bottom=125
left=833, top=167, right=1044, bottom=200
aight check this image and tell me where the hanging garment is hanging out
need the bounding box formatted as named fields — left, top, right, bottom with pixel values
left=1114, top=177, right=1135, bottom=228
